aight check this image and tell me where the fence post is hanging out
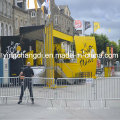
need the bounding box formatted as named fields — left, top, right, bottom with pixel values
left=93, top=78, right=97, bottom=101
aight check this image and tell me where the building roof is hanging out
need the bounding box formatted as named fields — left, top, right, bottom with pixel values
left=58, top=5, right=71, bottom=17
left=58, top=5, right=68, bottom=10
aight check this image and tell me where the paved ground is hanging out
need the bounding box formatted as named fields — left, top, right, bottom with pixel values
left=0, top=98, right=120, bottom=120
left=115, top=72, right=120, bottom=77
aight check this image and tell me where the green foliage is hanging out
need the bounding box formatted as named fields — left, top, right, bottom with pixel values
left=118, top=40, right=120, bottom=60
left=91, top=33, right=120, bottom=61
left=118, top=40, right=120, bottom=50
left=91, top=33, right=110, bottom=54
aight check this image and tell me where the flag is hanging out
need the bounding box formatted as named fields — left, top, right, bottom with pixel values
left=37, top=0, right=41, bottom=8
left=94, top=22, right=100, bottom=32
left=108, top=29, right=111, bottom=32
left=74, top=20, right=82, bottom=29
left=45, top=0, right=49, bottom=8
left=27, top=0, right=29, bottom=9
left=84, top=21, right=91, bottom=30
left=34, top=0, right=38, bottom=11
left=41, top=0, right=51, bottom=17
left=26, top=0, right=41, bottom=10
left=41, top=6, right=44, bottom=15
left=41, top=2, right=46, bottom=15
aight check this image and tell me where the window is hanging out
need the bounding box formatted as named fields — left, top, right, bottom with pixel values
left=65, top=18, right=67, bottom=30
left=31, top=11, right=36, bottom=17
left=5, top=24, right=8, bottom=36
left=7, top=3, right=11, bottom=17
left=17, top=0, right=23, bottom=8
left=24, top=20, right=28, bottom=26
left=1, top=23, right=4, bottom=36
left=20, top=19, right=23, bottom=27
left=67, top=20, right=69, bottom=27
left=69, top=21, right=70, bottom=27
left=61, top=16, right=64, bottom=28
left=54, top=16, right=58, bottom=25
left=15, top=18, right=18, bottom=29
left=9, top=26, right=12, bottom=36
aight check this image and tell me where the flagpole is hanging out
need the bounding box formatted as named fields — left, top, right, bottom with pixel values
left=27, top=0, right=30, bottom=26
left=83, top=20, right=84, bottom=36
left=27, top=9, right=29, bottom=26
left=36, top=10, right=37, bottom=26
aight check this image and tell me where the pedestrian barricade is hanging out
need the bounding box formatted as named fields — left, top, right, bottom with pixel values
left=0, top=77, right=120, bottom=105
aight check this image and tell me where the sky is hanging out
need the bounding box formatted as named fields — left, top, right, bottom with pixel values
left=55, top=0, right=120, bottom=44
left=28, top=0, right=120, bottom=44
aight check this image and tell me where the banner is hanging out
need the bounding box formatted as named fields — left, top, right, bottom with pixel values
left=74, top=20, right=82, bottom=30
left=84, top=21, right=91, bottom=31
left=111, top=45, right=114, bottom=58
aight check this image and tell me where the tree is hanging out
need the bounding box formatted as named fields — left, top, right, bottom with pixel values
left=118, top=40, right=120, bottom=48
left=91, top=33, right=110, bottom=54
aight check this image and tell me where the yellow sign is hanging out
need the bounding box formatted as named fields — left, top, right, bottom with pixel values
left=36, top=40, right=43, bottom=65
left=56, top=36, right=97, bottom=79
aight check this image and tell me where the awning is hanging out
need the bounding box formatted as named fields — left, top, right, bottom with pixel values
left=20, top=25, right=45, bottom=41
left=53, top=30, right=73, bottom=42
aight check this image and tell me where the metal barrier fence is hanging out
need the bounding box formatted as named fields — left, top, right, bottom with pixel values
left=0, top=77, right=55, bottom=100
left=115, top=66, right=120, bottom=72
left=96, top=77, right=120, bottom=100
left=0, top=77, right=120, bottom=104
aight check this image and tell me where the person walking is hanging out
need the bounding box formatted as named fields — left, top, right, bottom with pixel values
left=54, top=47, right=58, bottom=63
left=54, top=47, right=58, bottom=84
left=18, top=62, right=34, bottom=104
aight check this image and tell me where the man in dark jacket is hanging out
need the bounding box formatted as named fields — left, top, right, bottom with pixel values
left=18, top=62, right=34, bottom=104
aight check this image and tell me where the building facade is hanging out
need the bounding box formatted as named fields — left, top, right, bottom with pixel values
left=0, top=0, right=74, bottom=36
left=53, top=4, right=74, bottom=36
left=0, top=0, right=13, bottom=36
left=48, top=0, right=74, bottom=36
left=13, top=5, right=30, bottom=35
